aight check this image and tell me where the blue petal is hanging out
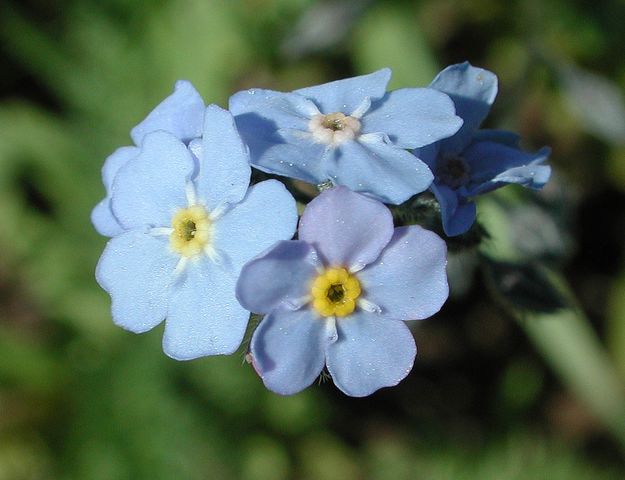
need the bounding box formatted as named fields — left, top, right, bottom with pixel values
left=230, top=90, right=322, bottom=179
left=130, top=80, right=205, bottom=145
left=430, top=62, right=498, bottom=152
left=91, top=146, right=138, bottom=237
left=462, top=141, right=551, bottom=195
left=91, top=199, right=124, bottom=237
left=298, top=186, right=393, bottom=270
left=96, top=230, right=176, bottom=333
left=249, top=129, right=330, bottom=184
left=327, top=137, right=433, bottom=204
left=362, top=88, right=463, bottom=149
left=294, top=68, right=391, bottom=114
left=358, top=226, right=448, bottom=320
left=326, top=311, right=416, bottom=397
left=111, top=131, right=195, bottom=229
left=473, top=129, right=520, bottom=147
left=214, top=180, right=298, bottom=274
left=431, top=183, right=477, bottom=236
left=163, top=258, right=249, bottom=360
left=236, top=241, right=321, bottom=314
left=195, top=105, right=251, bottom=210
left=250, top=307, right=337, bottom=396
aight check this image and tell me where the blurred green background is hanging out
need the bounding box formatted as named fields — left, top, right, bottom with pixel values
left=2, top=0, right=625, bottom=478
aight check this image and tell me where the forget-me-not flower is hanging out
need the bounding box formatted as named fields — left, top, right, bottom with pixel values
left=229, top=69, right=463, bottom=205
left=236, top=186, right=448, bottom=396
left=96, top=105, right=298, bottom=360
left=415, top=62, right=551, bottom=236
left=91, top=80, right=206, bottom=237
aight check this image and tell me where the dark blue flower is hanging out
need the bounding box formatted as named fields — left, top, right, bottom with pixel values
left=416, top=62, right=551, bottom=236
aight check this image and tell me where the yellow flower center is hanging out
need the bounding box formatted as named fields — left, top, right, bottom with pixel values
left=170, top=205, right=212, bottom=257
left=311, top=267, right=361, bottom=317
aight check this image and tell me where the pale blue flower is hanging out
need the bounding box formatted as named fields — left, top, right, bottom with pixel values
left=236, top=186, right=448, bottom=396
left=416, top=62, right=551, bottom=236
left=91, top=80, right=206, bottom=237
left=96, top=105, right=298, bottom=360
left=229, top=69, right=463, bottom=205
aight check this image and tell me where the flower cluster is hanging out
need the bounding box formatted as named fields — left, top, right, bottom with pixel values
left=93, top=62, right=550, bottom=396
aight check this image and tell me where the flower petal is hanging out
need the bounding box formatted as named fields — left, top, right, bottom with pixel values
left=430, top=62, right=498, bottom=152
left=214, top=180, right=298, bottom=274
left=294, top=68, right=391, bottom=114
left=195, top=105, right=251, bottom=210
left=358, top=226, right=449, bottom=320
left=462, top=141, right=551, bottom=195
left=249, top=129, right=330, bottom=185
left=250, top=307, right=337, bottom=395
left=96, top=230, right=176, bottom=333
left=91, top=199, right=124, bottom=238
left=237, top=240, right=321, bottom=314
left=111, top=131, right=195, bottom=229
left=298, top=186, right=394, bottom=270
left=362, top=88, right=463, bottom=149
left=163, top=258, right=249, bottom=360
left=326, top=312, right=416, bottom=397
left=91, top=146, right=139, bottom=237
left=431, top=183, right=477, bottom=236
left=130, top=80, right=205, bottom=145
left=327, top=138, right=433, bottom=204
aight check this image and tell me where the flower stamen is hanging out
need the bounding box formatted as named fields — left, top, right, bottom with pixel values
left=436, top=155, right=471, bottom=189
left=309, top=112, right=361, bottom=146
left=311, top=267, right=362, bottom=317
left=170, top=205, right=212, bottom=257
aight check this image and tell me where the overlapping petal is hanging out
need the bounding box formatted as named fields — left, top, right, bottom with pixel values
left=294, top=68, right=391, bottom=114
left=130, top=80, right=205, bottom=145
left=430, top=183, right=477, bottom=237
left=326, top=311, right=416, bottom=397
left=111, top=131, right=194, bottom=229
left=213, top=180, right=298, bottom=274
left=359, top=226, right=449, bottom=320
left=195, top=105, right=251, bottom=210
left=430, top=62, right=498, bottom=153
left=237, top=241, right=321, bottom=314
left=362, top=88, right=463, bottom=149
left=163, top=259, right=249, bottom=360
left=463, top=141, right=551, bottom=195
left=96, top=230, right=176, bottom=333
left=91, top=146, right=139, bottom=237
left=250, top=307, right=337, bottom=396
left=298, top=186, right=394, bottom=270
left=328, top=137, right=434, bottom=204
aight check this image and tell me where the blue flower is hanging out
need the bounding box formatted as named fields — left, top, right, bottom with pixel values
left=229, top=69, right=463, bottom=205
left=95, top=105, right=298, bottom=360
left=236, top=186, right=448, bottom=396
left=416, top=62, right=551, bottom=236
left=91, top=80, right=206, bottom=237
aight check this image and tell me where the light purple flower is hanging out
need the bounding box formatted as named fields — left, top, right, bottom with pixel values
left=236, top=186, right=448, bottom=396
left=229, top=69, right=463, bottom=205
left=91, top=80, right=206, bottom=237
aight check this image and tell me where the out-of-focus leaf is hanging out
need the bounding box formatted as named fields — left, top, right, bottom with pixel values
left=351, top=3, right=438, bottom=88
left=280, top=0, right=372, bottom=59
left=560, top=65, right=625, bottom=145
left=607, top=272, right=625, bottom=380
left=483, top=259, right=567, bottom=314
left=480, top=194, right=625, bottom=450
